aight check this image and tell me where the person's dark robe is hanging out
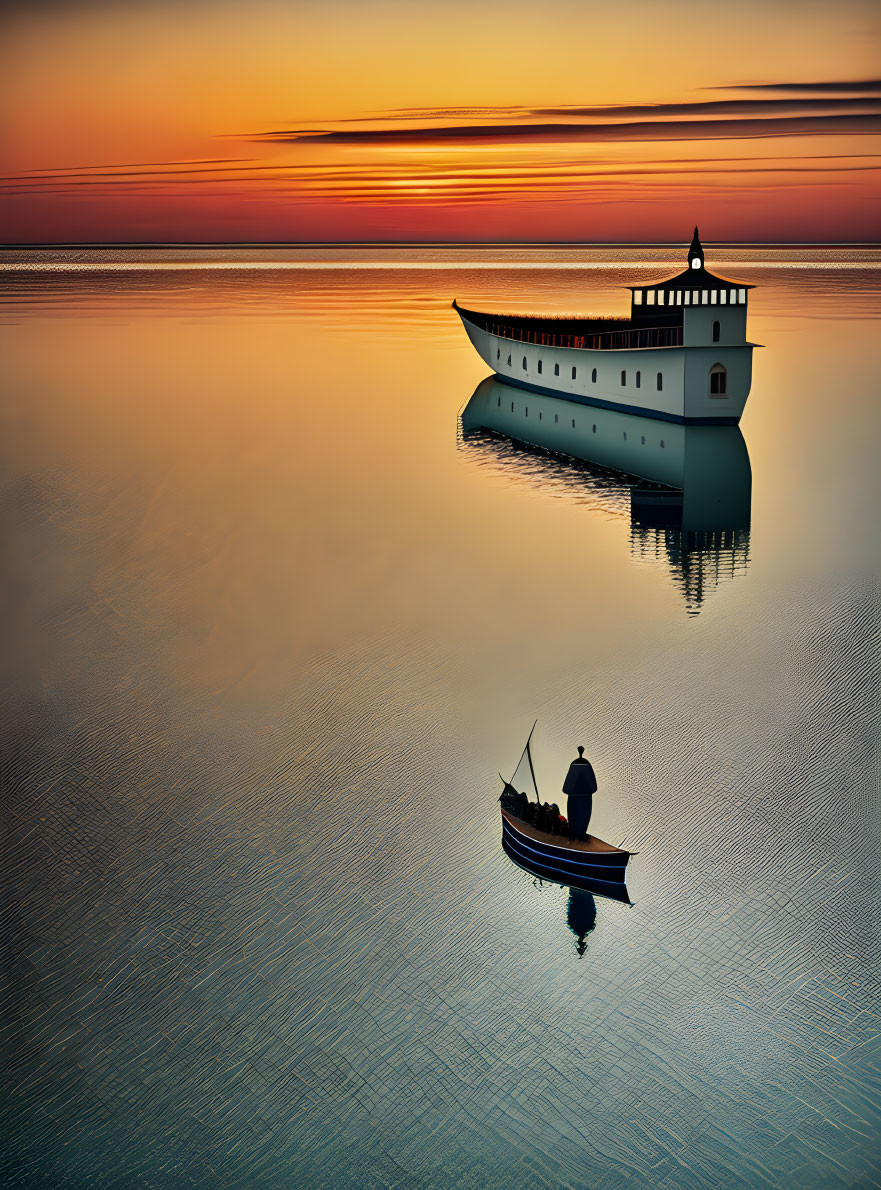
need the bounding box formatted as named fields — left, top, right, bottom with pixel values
left=563, top=757, right=597, bottom=840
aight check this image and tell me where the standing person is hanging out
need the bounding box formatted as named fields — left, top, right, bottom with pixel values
left=563, top=746, right=597, bottom=841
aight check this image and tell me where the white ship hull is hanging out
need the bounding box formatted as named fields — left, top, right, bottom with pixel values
left=457, top=310, right=754, bottom=425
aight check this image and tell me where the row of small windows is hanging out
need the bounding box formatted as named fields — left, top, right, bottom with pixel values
left=634, top=287, right=747, bottom=306
left=498, top=346, right=661, bottom=388
left=619, top=369, right=663, bottom=391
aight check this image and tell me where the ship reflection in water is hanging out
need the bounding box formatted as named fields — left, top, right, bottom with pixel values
left=461, top=375, right=752, bottom=614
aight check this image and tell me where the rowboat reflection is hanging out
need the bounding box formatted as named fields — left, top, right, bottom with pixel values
left=461, top=375, right=752, bottom=614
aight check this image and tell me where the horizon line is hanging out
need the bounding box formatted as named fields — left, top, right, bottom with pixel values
left=3, top=239, right=880, bottom=250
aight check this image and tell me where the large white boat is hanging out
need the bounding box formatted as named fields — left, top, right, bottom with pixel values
left=453, top=230, right=758, bottom=425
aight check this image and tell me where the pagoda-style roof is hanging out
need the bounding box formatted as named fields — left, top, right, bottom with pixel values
left=628, top=228, right=753, bottom=293
left=628, top=264, right=754, bottom=294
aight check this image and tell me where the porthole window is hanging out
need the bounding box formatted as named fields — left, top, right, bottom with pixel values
left=657, top=372, right=663, bottom=391
left=591, top=368, right=597, bottom=383
left=636, top=370, right=641, bottom=388
left=571, top=367, right=577, bottom=379
left=554, top=363, right=560, bottom=376
left=712, top=320, right=721, bottom=342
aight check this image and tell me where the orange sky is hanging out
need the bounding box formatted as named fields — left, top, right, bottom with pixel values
left=1, top=0, right=879, bottom=242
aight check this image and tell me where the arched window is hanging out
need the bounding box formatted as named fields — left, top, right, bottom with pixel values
left=712, top=320, right=721, bottom=342
left=537, top=359, right=543, bottom=374
left=554, top=363, right=560, bottom=376
left=497, top=347, right=500, bottom=360
left=635, top=370, right=641, bottom=388
left=522, top=356, right=527, bottom=371
left=709, top=363, right=728, bottom=397
left=657, top=372, right=663, bottom=391
left=620, top=370, right=626, bottom=386
left=591, top=368, right=597, bottom=383
left=571, top=367, right=577, bottom=379
left=507, top=354, right=511, bottom=366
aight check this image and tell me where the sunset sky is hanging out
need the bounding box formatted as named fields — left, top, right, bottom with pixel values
left=1, top=0, right=879, bottom=242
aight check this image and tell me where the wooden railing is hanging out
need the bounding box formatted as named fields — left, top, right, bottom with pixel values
left=488, top=323, right=683, bottom=351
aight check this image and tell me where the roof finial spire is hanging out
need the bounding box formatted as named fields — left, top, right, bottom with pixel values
left=688, top=226, right=704, bottom=270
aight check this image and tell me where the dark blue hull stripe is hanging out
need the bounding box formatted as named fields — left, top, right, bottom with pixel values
left=502, top=838, right=631, bottom=903
left=489, top=372, right=740, bottom=426
left=502, top=817, right=630, bottom=869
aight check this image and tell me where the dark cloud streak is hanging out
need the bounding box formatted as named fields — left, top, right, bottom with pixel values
left=717, top=80, right=881, bottom=94
left=246, top=113, right=881, bottom=146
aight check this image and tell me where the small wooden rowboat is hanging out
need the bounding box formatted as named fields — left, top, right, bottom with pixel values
left=499, top=724, right=633, bottom=904
left=501, top=810, right=632, bottom=903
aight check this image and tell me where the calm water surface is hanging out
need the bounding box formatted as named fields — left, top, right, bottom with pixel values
left=1, top=247, right=879, bottom=1189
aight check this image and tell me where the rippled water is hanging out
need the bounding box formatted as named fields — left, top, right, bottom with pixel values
left=1, top=247, right=879, bottom=1189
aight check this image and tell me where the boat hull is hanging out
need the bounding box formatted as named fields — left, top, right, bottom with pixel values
left=457, top=310, right=752, bottom=425
left=500, top=811, right=632, bottom=903
left=502, top=833, right=632, bottom=904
